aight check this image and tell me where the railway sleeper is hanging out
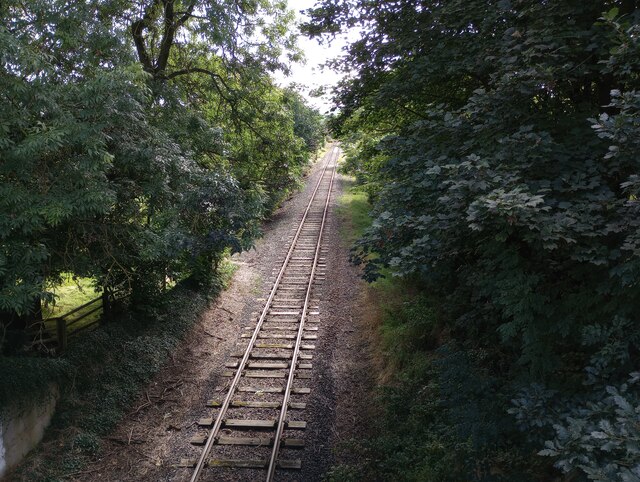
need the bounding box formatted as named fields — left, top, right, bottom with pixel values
left=189, top=435, right=304, bottom=448
left=206, top=400, right=306, bottom=410
left=230, top=352, right=313, bottom=360
left=261, top=318, right=303, bottom=323
left=242, top=333, right=318, bottom=340
left=243, top=325, right=318, bottom=332
left=221, top=370, right=313, bottom=379
left=259, top=298, right=319, bottom=303
left=274, top=285, right=313, bottom=289
left=224, top=361, right=313, bottom=370
left=196, top=418, right=306, bottom=430
left=235, top=386, right=311, bottom=394
left=178, top=458, right=301, bottom=470
left=252, top=342, right=315, bottom=349
left=256, top=306, right=320, bottom=314
left=279, top=273, right=325, bottom=277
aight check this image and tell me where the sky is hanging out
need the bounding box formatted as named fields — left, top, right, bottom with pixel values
left=274, top=0, right=353, bottom=113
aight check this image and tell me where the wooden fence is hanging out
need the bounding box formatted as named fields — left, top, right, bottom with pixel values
left=37, top=290, right=125, bottom=353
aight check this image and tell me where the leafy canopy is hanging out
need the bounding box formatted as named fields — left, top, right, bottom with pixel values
left=0, top=0, right=323, bottom=345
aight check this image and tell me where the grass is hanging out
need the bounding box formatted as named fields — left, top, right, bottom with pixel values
left=336, top=178, right=404, bottom=297
left=42, top=275, right=101, bottom=319
left=314, top=142, right=330, bottom=162
left=330, top=176, right=446, bottom=481
left=336, top=178, right=371, bottom=244
left=40, top=274, right=103, bottom=336
left=36, top=260, right=238, bottom=341
left=219, top=255, right=239, bottom=289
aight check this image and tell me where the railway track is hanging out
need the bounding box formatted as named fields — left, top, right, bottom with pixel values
left=181, top=144, right=340, bottom=481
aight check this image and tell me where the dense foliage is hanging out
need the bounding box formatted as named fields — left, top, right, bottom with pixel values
left=0, top=0, right=324, bottom=351
left=307, top=1, right=640, bottom=479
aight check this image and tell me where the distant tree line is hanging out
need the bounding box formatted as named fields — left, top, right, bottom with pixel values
left=306, top=1, right=640, bottom=480
left=0, top=0, right=324, bottom=353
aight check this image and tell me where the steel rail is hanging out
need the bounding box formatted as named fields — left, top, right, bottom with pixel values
left=265, top=145, right=338, bottom=481
left=190, top=145, right=339, bottom=482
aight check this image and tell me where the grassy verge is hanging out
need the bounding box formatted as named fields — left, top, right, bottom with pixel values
left=335, top=178, right=370, bottom=244
left=335, top=178, right=413, bottom=328
left=314, top=141, right=330, bottom=164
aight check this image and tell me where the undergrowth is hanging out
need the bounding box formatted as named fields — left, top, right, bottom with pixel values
left=2, top=273, right=227, bottom=481
left=0, top=358, right=70, bottom=422
left=330, top=182, right=548, bottom=481
left=329, top=287, right=544, bottom=481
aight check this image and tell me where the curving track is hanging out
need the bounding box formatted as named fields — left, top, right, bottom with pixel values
left=182, top=144, right=340, bottom=481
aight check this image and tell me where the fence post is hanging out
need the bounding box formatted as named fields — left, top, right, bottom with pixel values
left=102, top=288, right=111, bottom=322
left=56, top=318, right=67, bottom=353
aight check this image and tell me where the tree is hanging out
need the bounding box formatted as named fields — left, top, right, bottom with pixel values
left=1, top=0, right=320, bottom=353
left=305, top=0, right=640, bottom=478
left=0, top=27, right=253, bottom=346
left=284, top=87, right=325, bottom=154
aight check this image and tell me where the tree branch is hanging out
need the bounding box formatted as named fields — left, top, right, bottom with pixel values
left=155, top=0, right=175, bottom=74
left=176, top=1, right=198, bottom=27
left=131, top=19, right=153, bottom=73
left=165, top=67, right=234, bottom=98
left=155, top=1, right=198, bottom=75
left=130, top=0, right=161, bottom=74
left=166, top=66, right=269, bottom=141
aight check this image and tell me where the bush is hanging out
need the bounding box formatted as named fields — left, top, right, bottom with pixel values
left=308, top=1, right=640, bottom=479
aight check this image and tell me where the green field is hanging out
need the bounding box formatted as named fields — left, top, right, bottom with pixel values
left=42, top=275, right=102, bottom=334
